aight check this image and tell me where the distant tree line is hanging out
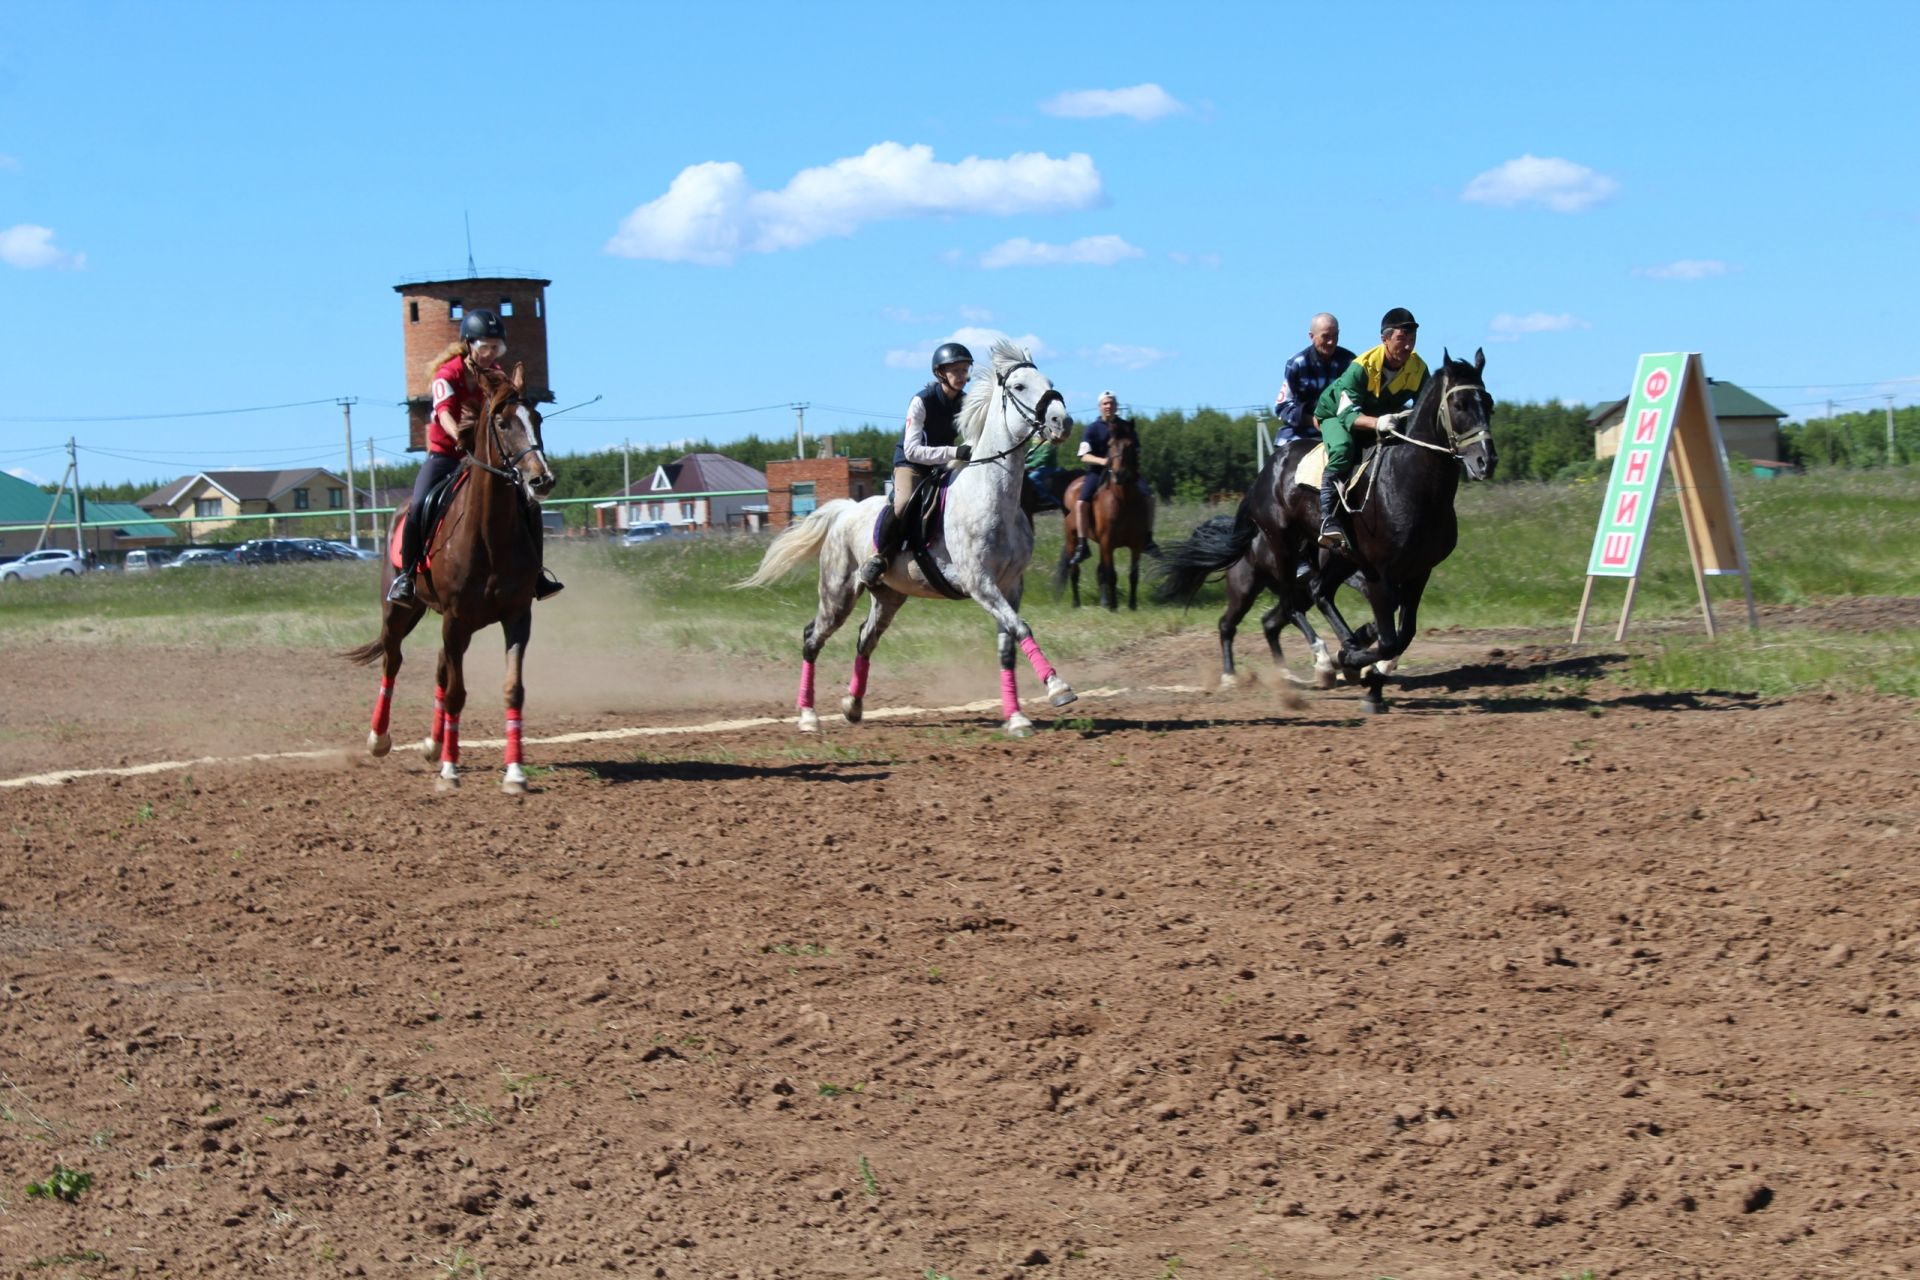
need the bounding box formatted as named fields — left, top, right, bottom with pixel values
left=61, top=400, right=1919, bottom=515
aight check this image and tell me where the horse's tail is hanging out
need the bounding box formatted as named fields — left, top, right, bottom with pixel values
left=1153, top=500, right=1256, bottom=605
left=733, top=500, right=855, bottom=588
left=341, top=635, right=385, bottom=666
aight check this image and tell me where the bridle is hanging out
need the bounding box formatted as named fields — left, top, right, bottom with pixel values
left=468, top=386, right=546, bottom=486
left=959, top=361, right=1065, bottom=467
left=1376, top=374, right=1493, bottom=460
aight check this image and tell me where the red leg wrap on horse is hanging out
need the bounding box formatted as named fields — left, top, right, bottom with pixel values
left=1000, top=668, right=1020, bottom=720
left=848, top=655, right=870, bottom=699
left=371, top=677, right=394, bottom=734
left=505, top=710, right=524, bottom=766
left=442, top=716, right=460, bottom=766
left=797, top=659, right=816, bottom=711
left=1018, top=635, right=1056, bottom=685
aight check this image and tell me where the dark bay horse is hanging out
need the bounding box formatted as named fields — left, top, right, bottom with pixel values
left=1056, top=424, right=1151, bottom=609
left=345, top=364, right=555, bottom=791
left=1158, top=349, right=1495, bottom=711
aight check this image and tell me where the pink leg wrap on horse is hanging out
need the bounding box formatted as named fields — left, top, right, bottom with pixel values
left=431, top=685, right=447, bottom=742
left=1000, top=668, right=1021, bottom=721
left=796, top=660, right=816, bottom=711
left=504, top=710, right=524, bottom=766
left=370, top=677, right=394, bottom=734
left=442, top=715, right=460, bottom=766
left=848, top=654, right=871, bottom=699
left=1019, top=635, right=1057, bottom=685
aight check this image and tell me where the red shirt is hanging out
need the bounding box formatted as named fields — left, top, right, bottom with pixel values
left=427, top=356, right=505, bottom=456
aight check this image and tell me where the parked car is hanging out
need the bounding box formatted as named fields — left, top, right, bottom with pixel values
left=318, top=539, right=379, bottom=561
left=234, top=538, right=326, bottom=565
left=622, top=521, right=674, bottom=544
left=1, top=548, right=87, bottom=582
left=164, top=547, right=238, bottom=569
left=124, top=548, right=174, bottom=572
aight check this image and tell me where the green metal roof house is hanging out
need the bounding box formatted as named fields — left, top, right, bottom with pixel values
left=1589, top=379, right=1788, bottom=470
left=0, top=469, right=174, bottom=561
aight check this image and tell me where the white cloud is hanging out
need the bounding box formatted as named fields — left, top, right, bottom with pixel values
left=1488, top=312, right=1591, bottom=341
left=884, top=326, right=1052, bottom=370
left=6, top=465, right=48, bottom=484
left=0, top=224, right=84, bottom=269
left=1461, top=155, right=1618, bottom=213
left=605, top=143, right=1103, bottom=264
left=1040, top=83, right=1187, bottom=121
left=1085, top=343, right=1173, bottom=370
left=979, top=234, right=1142, bottom=269
left=1632, top=258, right=1736, bottom=281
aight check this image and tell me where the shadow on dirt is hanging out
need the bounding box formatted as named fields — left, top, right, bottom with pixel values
left=1389, top=651, right=1769, bottom=716
left=556, top=759, right=893, bottom=785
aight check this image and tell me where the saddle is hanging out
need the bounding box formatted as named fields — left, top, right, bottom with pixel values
left=1292, top=441, right=1378, bottom=498
left=388, top=468, right=469, bottom=571
left=872, top=469, right=966, bottom=599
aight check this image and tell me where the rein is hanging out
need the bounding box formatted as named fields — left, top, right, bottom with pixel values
left=1342, top=374, right=1490, bottom=514
left=960, top=362, right=1062, bottom=467
left=466, top=392, right=542, bottom=487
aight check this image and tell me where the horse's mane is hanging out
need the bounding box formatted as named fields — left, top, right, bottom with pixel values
left=957, top=339, right=1034, bottom=445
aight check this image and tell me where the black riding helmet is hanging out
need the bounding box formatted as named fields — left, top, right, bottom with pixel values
left=931, top=341, right=974, bottom=371
left=460, top=309, right=507, bottom=343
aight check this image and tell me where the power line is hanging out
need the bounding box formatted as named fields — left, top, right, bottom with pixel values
left=572, top=403, right=793, bottom=423
left=0, top=396, right=354, bottom=424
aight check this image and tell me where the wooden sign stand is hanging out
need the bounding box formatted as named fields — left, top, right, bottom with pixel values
left=1572, top=352, right=1759, bottom=643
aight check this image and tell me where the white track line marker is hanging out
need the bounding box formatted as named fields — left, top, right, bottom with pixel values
left=0, top=685, right=1207, bottom=789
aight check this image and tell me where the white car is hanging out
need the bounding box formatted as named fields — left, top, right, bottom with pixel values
left=2, top=548, right=88, bottom=582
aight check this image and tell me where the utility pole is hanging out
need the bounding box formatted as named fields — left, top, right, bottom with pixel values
left=1253, top=409, right=1271, bottom=470
left=1888, top=396, right=1899, bottom=465
left=34, top=438, right=77, bottom=555
left=793, top=403, right=809, bottom=459
left=1826, top=398, right=1835, bottom=421
left=339, top=397, right=360, bottom=548
left=623, top=437, right=632, bottom=529
left=367, top=437, right=381, bottom=546
left=68, top=437, right=84, bottom=561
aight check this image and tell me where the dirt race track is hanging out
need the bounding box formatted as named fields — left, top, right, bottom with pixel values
left=2, top=631, right=1918, bottom=1279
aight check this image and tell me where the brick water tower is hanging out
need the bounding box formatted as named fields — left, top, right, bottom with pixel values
left=394, top=273, right=554, bottom=451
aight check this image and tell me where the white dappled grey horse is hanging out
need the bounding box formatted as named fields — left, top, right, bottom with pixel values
left=738, top=340, right=1077, bottom=738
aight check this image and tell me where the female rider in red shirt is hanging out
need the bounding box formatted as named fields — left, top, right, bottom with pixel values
left=386, top=309, right=562, bottom=604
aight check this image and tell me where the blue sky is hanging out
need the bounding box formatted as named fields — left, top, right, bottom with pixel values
left=3, top=0, right=1916, bottom=487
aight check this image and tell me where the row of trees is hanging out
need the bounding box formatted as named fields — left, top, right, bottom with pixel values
left=65, top=400, right=1920, bottom=513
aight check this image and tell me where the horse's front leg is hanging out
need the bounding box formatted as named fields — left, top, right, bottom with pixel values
left=423, top=648, right=450, bottom=756
left=841, top=588, right=904, bottom=725
left=1127, top=547, right=1140, bottom=611
left=500, top=608, right=532, bottom=794
left=1368, top=568, right=1431, bottom=684
left=996, top=625, right=1034, bottom=739
left=797, top=574, right=859, bottom=734
left=1098, top=537, right=1118, bottom=611
left=974, top=578, right=1075, bottom=724
left=435, top=619, right=474, bottom=791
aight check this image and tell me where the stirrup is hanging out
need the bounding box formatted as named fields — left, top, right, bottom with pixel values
left=533, top=570, right=564, bottom=602
left=1317, top=527, right=1351, bottom=553
left=385, top=571, right=415, bottom=604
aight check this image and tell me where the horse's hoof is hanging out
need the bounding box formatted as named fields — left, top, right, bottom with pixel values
left=1047, top=679, right=1077, bottom=707
left=419, top=736, right=438, bottom=755
left=1358, top=698, right=1387, bottom=716
left=436, top=773, right=461, bottom=792
left=1314, top=668, right=1338, bottom=690
left=1219, top=673, right=1237, bottom=692
left=1372, top=657, right=1400, bottom=678
left=367, top=731, right=391, bottom=758
left=503, top=763, right=528, bottom=795
left=840, top=695, right=864, bottom=724
left=1004, top=713, right=1034, bottom=740
left=797, top=707, right=820, bottom=734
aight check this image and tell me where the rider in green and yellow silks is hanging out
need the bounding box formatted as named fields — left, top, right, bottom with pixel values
left=1311, top=307, right=1429, bottom=554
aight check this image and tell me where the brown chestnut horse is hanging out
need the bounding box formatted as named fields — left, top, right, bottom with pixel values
left=1056, top=424, right=1151, bottom=609
left=344, top=364, right=555, bottom=792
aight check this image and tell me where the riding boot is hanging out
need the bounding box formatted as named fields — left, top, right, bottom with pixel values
left=1317, top=475, right=1352, bottom=554
left=533, top=568, right=564, bottom=601
left=386, top=508, right=426, bottom=603
left=1070, top=502, right=1094, bottom=564
left=858, top=505, right=902, bottom=589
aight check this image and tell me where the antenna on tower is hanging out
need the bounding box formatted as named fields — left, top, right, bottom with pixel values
left=464, top=210, right=476, bottom=277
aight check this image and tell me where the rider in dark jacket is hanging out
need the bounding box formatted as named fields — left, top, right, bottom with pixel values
left=858, top=341, right=974, bottom=589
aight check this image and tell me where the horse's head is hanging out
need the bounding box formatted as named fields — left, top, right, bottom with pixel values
left=1109, top=423, right=1140, bottom=481
left=1437, top=348, right=1497, bottom=482
left=971, top=339, right=1070, bottom=445
left=477, top=364, right=556, bottom=502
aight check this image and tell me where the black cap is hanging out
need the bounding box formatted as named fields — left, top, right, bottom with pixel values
left=460, top=309, right=506, bottom=342
left=931, top=341, right=974, bottom=371
left=1380, top=307, right=1418, bottom=332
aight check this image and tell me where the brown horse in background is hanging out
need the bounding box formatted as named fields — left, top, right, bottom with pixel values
left=344, top=364, right=555, bottom=792
left=1056, top=424, right=1151, bottom=609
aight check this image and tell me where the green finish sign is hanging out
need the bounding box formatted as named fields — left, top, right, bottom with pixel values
left=1586, top=352, right=1688, bottom=578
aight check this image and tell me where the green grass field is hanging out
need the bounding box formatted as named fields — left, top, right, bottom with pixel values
left=4, top=467, right=1917, bottom=696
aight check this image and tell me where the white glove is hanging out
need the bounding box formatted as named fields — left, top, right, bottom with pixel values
left=1374, top=410, right=1412, bottom=433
